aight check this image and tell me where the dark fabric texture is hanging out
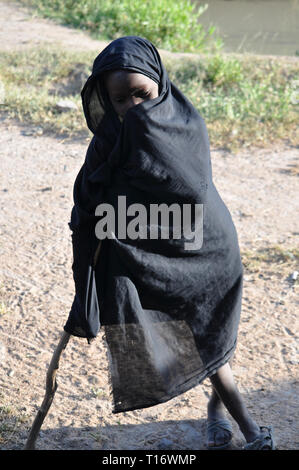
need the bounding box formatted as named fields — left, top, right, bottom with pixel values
left=64, top=36, right=244, bottom=413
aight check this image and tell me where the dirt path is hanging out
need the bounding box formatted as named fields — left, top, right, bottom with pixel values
left=0, top=1, right=298, bottom=451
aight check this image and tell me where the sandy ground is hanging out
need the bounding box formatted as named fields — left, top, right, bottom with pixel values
left=0, top=1, right=298, bottom=451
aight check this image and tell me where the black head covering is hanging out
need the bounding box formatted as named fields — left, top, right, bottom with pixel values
left=64, top=36, right=244, bottom=414
left=82, top=35, right=163, bottom=137
left=72, top=36, right=212, bottom=221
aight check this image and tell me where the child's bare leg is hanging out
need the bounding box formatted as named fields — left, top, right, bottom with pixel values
left=207, top=386, right=226, bottom=420
left=209, top=362, right=260, bottom=443
left=207, top=359, right=233, bottom=446
left=208, top=357, right=233, bottom=420
left=206, top=385, right=231, bottom=447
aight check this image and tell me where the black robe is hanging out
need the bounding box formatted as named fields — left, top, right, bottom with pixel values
left=64, top=36, right=244, bottom=413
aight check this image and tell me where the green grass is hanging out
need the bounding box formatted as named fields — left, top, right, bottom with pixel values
left=91, top=387, right=108, bottom=399
left=164, top=54, right=299, bottom=149
left=19, top=0, right=221, bottom=53
left=0, top=47, right=92, bottom=137
left=0, top=46, right=297, bottom=149
left=241, top=245, right=299, bottom=275
left=0, top=402, right=30, bottom=447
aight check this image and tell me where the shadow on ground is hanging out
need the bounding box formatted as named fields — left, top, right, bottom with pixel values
left=29, top=419, right=209, bottom=451
left=2, top=378, right=297, bottom=451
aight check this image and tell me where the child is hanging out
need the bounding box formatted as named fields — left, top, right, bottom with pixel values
left=64, top=36, right=275, bottom=450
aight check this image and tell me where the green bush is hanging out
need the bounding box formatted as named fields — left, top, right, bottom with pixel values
left=20, top=0, right=221, bottom=52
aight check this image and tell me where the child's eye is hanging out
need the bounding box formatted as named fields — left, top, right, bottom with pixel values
left=114, top=91, right=150, bottom=103
left=137, top=91, right=150, bottom=98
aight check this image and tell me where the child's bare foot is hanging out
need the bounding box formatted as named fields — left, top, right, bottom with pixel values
left=243, top=426, right=275, bottom=449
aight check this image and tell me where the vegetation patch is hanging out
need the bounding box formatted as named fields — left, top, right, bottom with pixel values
left=0, top=46, right=298, bottom=149
left=19, top=0, right=221, bottom=53
left=241, top=245, right=299, bottom=275
left=0, top=401, right=30, bottom=447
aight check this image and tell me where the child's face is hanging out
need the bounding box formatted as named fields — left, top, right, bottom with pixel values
left=104, top=70, right=159, bottom=121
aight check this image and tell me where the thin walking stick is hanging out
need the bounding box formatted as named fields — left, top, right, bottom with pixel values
left=24, top=330, right=71, bottom=450
left=24, top=239, right=102, bottom=449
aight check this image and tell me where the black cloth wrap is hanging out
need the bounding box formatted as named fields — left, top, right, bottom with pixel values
left=64, top=36, right=244, bottom=413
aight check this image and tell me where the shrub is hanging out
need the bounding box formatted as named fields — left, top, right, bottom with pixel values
left=20, top=0, right=221, bottom=52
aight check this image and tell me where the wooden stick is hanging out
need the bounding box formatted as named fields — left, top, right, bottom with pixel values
left=24, top=330, right=71, bottom=450
left=25, top=241, right=102, bottom=448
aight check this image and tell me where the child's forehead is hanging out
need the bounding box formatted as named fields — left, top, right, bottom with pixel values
left=104, top=70, right=155, bottom=91
left=105, top=69, right=147, bottom=82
